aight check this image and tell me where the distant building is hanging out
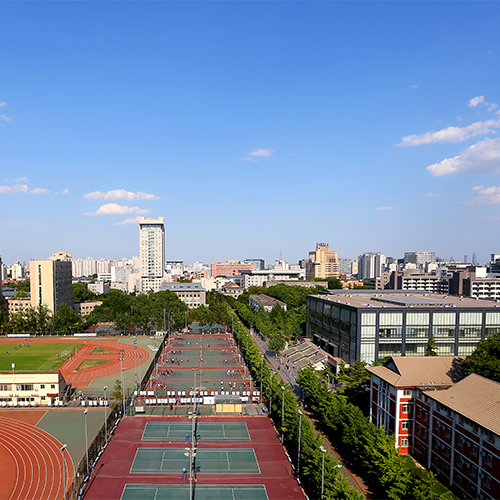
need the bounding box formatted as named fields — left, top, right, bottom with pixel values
left=489, top=253, right=500, bottom=274
left=357, top=252, right=386, bottom=279
left=239, top=269, right=303, bottom=289
left=139, top=216, right=165, bottom=292
left=29, top=255, right=73, bottom=313
left=159, top=282, right=206, bottom=309
left=88, top=282, right=110, bottom=295
left=404, top=252, right=436, bottom=268
left=210, top=261, right=255, bottom=277
left=244, top=259, right=265, bottom=271
left=73, top=300, right=102, bottom=316
left=306, top=243, right=339, bottom=280
left=338, top=258, right=352, bottom=277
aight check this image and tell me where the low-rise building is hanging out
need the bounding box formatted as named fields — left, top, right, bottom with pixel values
left=73, top=300, right=102, bottom=316
left=159, top=282, right=206, bottom=309
left=249, top=294, right=287, bottom=314
left=0, top=371, right=67, bottom=406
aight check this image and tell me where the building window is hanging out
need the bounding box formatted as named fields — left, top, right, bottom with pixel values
left=402, top=404, right=410, bottom=414
left=40, top=384, right=45, bottom=389
left=51, top=384, right=56, bottom=389
left=486, top=454, right=493, bottom=466
left=16, top=384, right=34, bottom=391
left=472, top=444, right=478, bottom=456
left=446, top=427, right=451, bottom=438
left=0, top=384, right=10, bottom=391
left=403, top=389, right=411, bottom=396
left=401, top=421, right=410, bottom=431
left=401, top=437, right=409, bottom=447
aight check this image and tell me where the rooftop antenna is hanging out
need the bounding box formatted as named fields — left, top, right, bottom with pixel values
left=279, top=248, right=283, bottom=261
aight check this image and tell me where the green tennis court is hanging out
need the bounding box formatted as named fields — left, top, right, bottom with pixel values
left=121, top=484, right=269, bottom=500
left=131, top=448, right=260, bottom=474
left=142, top=422, right=250, bottom=441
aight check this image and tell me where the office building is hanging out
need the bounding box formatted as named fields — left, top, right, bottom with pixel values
left=244, top=259, right=265, bottom=271
left=306, top=243, right=339, bottom=280
left=404, top=252, right=437, bottom=268
left=139, top=216, right=165, bottom=292
left=306, top=290, right=500, bottom=365
left=239, top=269, right=303, bottom=289
left=159, top=282, right=206, bottom=309
left=338, top=258, right=352, bottom=277
left=210, top=261, right=255, bottom=278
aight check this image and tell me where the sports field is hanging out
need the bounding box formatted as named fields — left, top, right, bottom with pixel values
left=121, top=484, right=269, bottom=500
left=0, top=342, right=82, bottom=372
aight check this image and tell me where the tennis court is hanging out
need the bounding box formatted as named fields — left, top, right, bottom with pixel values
left=131, top=448, right=260, bottom=474
left=142, top=421, right=250, bottom=441
left=121, top=484, right=269, bottom=500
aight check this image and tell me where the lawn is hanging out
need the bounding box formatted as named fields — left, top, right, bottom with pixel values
left=76, top=359, right=112, bottom=371
left=90, top=347, right=115, bottom=355
left=0, top=343, right=83, bottom=372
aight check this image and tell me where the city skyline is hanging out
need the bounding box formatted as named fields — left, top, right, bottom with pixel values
left=1, top=2, right=500, bottom=266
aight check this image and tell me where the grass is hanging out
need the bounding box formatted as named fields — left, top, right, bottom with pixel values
left=0, top=343, right=83, bottom=372
left=90, top=346, right=115, bottom=355
left=76, top=359, right=113, bottom=371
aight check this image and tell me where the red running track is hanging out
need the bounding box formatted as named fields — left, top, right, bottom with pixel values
left=0, top=416, right=74, bottom=500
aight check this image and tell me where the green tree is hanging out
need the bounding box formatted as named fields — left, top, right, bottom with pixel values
left=52, top=303, right=81, bottom=333
left=72, top=282, right=97, bottom=302
left=461, top=332, right=500, bottom=383
left=426, top=336, right=439, bottom=356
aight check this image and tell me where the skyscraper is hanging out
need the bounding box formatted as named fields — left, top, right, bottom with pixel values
left=139, top=216, right=165, bottom=292
left=306, top=243, right=339, bottom=279
left=357, top=252, right=386, bottom=280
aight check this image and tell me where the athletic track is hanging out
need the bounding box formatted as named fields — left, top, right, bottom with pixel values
left=0, top=415, right=74, bottom=500
left=0, top=338, right=150, bottom=388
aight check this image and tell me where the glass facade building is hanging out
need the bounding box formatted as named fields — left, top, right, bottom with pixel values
left=306, top=291, right=500, bottom=364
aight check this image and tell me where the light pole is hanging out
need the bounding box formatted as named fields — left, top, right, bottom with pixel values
left=193, top=368, right=198, bottom=415
left=320, top=445, right=326, bottom=499
left=119, top=350, right=125, bottom=415
left=134, top=335, right=137, bottom=393
left=297, top=409, right=302, bottom=480
left=281, top=386, right=285, bottom=443
left=103, top=386, right=108, bottom=442
left=139, top=354, right=143, bottom=389
left=327, top=373, right=330, bottom=390
left=84, top=409, right=89, bottom=477
left=260, top=355, right=263, bottom=404
left=61, top=444, right=67, bottom=500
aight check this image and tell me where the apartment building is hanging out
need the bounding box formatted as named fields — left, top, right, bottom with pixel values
left=367, top=357, right=500, bottom=500
left=210, top=261, right=255, bottom=277
left=139, top=216, right=165, bottom=292
left=159, top=282, right=206, bottom=309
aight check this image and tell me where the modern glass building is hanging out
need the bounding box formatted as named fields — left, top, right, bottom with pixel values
left=306, top=290, right=500, bottom=364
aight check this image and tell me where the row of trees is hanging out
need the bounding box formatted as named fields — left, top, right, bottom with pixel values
left=298, top=366, right=456, bottom=500
left=229, top=310, right=363, bottom=500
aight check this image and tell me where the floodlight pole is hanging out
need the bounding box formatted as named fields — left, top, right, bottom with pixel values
left=270, top=371, right=273, bottom=417
left=260, top=356, right=263, bottom=404
left=119, top=350, right=125, bottom=415
left=103, top=386, right=108, bottom=442
left=297, top=409, right=302, bottom=480
left=320, top=445, right=326, bottom=499
left=84, top=409, right=89, bottom=477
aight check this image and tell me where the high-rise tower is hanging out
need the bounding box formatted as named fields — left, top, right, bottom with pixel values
left=139, top=216, right=165, bottom=292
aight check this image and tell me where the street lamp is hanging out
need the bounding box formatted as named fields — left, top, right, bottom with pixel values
left=103, top=386, right=108, bottom=442
left=320, top=445, right=326, bottom=499
left=119, top=350, right=125, bottom=415
left=84, top=409, right=89, bottom=477
left=61, top=444, right=67, bottom=500
left=297, top=409, right=302, bottom=480
left=281, top=386, right=285, bottom=443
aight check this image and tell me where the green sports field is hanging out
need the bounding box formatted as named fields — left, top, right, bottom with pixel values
left=0, top=343, right=82, bottom=372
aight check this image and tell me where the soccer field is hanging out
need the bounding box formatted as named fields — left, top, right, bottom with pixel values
left=0, top=342, right=83, bottom=372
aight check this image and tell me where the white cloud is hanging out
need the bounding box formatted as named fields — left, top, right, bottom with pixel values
left=240, top=148, right=275, bottom=161
left=468, top=96, right=486, bottom=108
left=410, top=84, right=418, bottom=88
left=427, top=137, right=500, bottom=176
left=84, top=189, right=160, bottom=201
left=489, top=103, right=498, bottom=112
left=425, top=193, right=444, bottom=198
left=3, top=177, right=28, bottom=184
left=396, top=118, right=500, bottom=147
left=0, top=183, right=49, bottom=195
left=114, top=216, right=142, bottom=225
left=0, top=101, right=6, bottom=107
left=464, top=185, right=500, bottom=206
left=84, top=203, right=151, bottom=216
left=376, top=206, right=393, bottom=211
left=0, top=115, right=12, bottom=123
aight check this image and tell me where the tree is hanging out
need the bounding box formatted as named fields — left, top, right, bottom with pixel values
left=426, top=336, right=439, bottom=356
left=268, top=330, right=286, bottom=355
left=461, top=332, right=500, bottom=383
left=73, top=282, right=96, bottom=302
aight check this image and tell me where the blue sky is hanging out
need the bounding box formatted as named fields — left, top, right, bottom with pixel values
left=1, top=2, right=500, bottom=267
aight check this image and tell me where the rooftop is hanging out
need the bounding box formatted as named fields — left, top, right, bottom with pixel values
left=311, top=290, right=500, bottom=309
left=367, top=356, right=464, bottom=388
left=425, top=374, right=500, bottom=436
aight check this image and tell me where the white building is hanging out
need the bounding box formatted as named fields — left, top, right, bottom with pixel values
left=357, top=252, right=386, bottom=279
left=139, top=216, right=165, bottom=292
